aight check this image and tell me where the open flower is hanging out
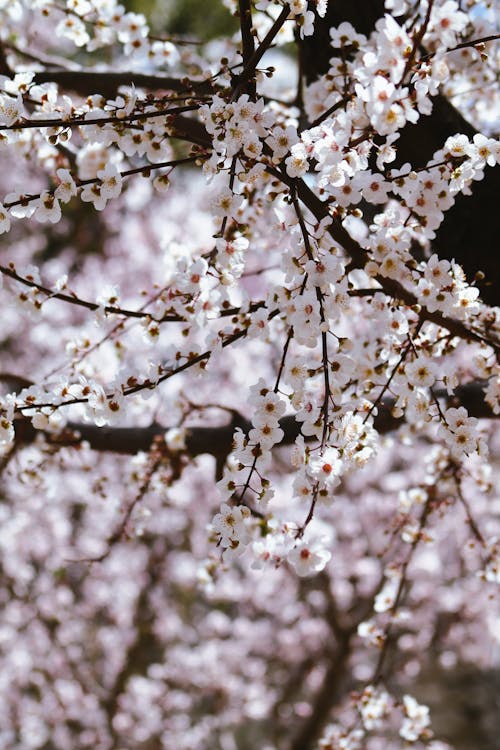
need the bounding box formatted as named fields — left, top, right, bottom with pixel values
left=33, top=192, right=61, bottom=224
left=212, top=503, right=250, bottom=548
left=0, top=202, right=10, bottom=234
left=405, top=357, right=437, bottom=388
left=287, top=539, right=331, bottom=576
left=97, top=163, right=123, bottom=200
left=210, top=186, right=243, bottom=219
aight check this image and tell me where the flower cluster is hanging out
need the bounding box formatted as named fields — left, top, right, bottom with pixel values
left=200, top=93, right=273, bottom=172
left=438, top=406, right=483, bottom=459
left=211, top=502, right=251, bottom=559
left=318, top=686, right=432, bottom=747
left=400, top=694, right=432, bottom=742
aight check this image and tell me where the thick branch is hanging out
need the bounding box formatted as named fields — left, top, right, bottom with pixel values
left=103, top=540, right=166, bottom=735
left=165, top=113, right=212, bottom=148
left=231, top=3, right=290, bottom=101
left=288, top=633, right=352, bottom=750
left=32, top=70, right=216, bottom=98
left=236, top=0, right=256, bottom=99
left=13, top=382, right=495, bottom=457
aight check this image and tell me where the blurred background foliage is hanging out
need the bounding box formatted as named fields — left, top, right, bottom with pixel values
left=123, top=0, right=238, bottom=41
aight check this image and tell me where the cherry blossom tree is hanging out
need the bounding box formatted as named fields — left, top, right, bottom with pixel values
left=0, top=1, right=499, bottom=748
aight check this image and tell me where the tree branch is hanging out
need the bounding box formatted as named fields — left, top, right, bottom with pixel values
left=231, top=3, right=290, bottom=101
left=32, top=70, right=216, bottom=98
left=12, top=382, right=495, bottom=458
left=236, top=0, right=256, bottom=99
left=282, top=171, right=500, bottom=352
left=288, top=632, right=352, bottom=750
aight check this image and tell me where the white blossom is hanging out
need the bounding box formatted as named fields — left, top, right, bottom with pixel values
left=287, top=539, right=331, bottom=576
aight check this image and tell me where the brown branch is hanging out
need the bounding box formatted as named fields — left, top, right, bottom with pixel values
left=30, top=71, right=212, bottom=149
left=0, top=263, right=168, bottom=320
left=32, top=70, right=216, bottom=98
left=32, top=71, right=500, bottom=333
left=102, top=539, right=167, bottom=734
left=15, top=311, right=277, bottom=415
left=372, top=493, right=434, bottom=684
left=236, top=0, right=256, bottom=99
left=288, top=632, right=352, bottom=750
left=0, top=104, right=202, bottom=133
left=1, top=264, right=266, bottom=324
left=2, top=155, right=200, bottom=212
left=12, top=381, right=495, bottom=458
left=419, top=33, right=500, bottom=61
left=167, top=113, right=212, bottom=148
left=75, top=450, right=164, bottom=564
left=399, top=0, right=434, bottom=84
left=0, top=40, right=12, bottom=77
left=231, top=3, right=290, bottom=101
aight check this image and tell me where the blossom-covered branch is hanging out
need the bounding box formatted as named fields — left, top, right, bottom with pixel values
left=10, top=381, right=494, bottom=458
